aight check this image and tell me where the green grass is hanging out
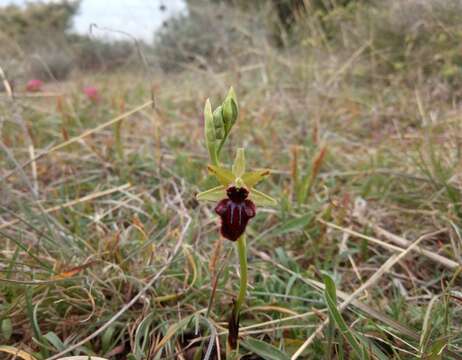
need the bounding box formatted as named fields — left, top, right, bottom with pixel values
left=2, top=1, right=462, bottom=359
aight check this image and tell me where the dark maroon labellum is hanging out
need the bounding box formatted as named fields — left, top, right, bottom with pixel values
left=215, top=186, right=256, bottom=241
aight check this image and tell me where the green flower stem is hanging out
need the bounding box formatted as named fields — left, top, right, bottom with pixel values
left=235, top=233, right=248, bottom=318
left=209, top=145, right=219, bottom=166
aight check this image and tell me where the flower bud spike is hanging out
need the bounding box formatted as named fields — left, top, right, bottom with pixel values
left=197, top=87, right=277, bottom=354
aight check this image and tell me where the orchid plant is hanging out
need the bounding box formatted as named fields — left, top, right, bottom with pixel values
left=196, top=88, right=276, bottom=354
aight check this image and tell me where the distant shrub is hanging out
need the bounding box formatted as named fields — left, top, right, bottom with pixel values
left=28, top=49, right=74, bottom=81
left=292, top=0, right=462, bottom=84
left=0, top=0, right=140, bottom=78
left=367, top=0, right=462, bottom=79
left=348, top=0, right=462, bottom=81
left=0, top=1, right=79, bottom=47
left=156, top=0, right=365, bottom=72
left=0, top=1, right=77, bottom=80
left=191, top=0, right=361, bottom=45
left=153, top=2, right=264, bottom=72
left=71, top=36, right=136, bottom=72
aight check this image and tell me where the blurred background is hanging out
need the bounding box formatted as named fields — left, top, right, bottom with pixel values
left=2, top=0, right=462, bottom=91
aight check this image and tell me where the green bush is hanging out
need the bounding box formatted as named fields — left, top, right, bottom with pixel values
left=154, top=1, right=267, bottom=72
left=28, top=48, right=74, bottom=81
left=71, top=36, right=137, bottom=72
left=187, top=0, right=361, bottom=45
left=292, top=0, right=462, bottom=84
left=0, top=0, right=140, bottom=78
left=0, top=1, right=79, bottom=47
left=366, top=0, right=462, bottom=79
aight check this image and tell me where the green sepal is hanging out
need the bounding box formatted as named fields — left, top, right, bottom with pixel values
left=232, top=148, right=246, bottom=178
left=249, top=188, right=277, bottom=207
left=242, top=169, right=271, bottom=188
left=208, top=165, right=234, bottom=186
left=196, top=185, right=227, bottom=202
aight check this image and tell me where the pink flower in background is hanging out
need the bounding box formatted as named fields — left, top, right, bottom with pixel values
left=26, top=79, right=43, bottom=92
left=83, top=86, right=100, bottom=102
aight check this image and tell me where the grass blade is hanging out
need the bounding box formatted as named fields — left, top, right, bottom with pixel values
left=241, top=337, right=290, bottom=360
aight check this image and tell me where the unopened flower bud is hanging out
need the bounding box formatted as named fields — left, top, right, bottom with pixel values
left=222, top=87, right=238, bottom=134
left=213, top=105, right=225, bottom=140
left=204, top=99, right=219, bottom=165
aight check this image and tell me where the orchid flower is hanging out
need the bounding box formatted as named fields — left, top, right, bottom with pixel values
left=197, top=148, right=276, bottom=240
left=196, top=89, right=277, bottom=353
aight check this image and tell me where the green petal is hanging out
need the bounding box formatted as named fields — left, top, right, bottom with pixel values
left=249, top=188, right=277, bottom=207
left=208, top=165, right=235, bottom=186
left=196, top=185, right=227, bottom=202
left=242, top=169, right=271, bottom=188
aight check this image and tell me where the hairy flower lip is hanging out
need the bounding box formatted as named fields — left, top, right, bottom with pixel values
left=215, top=186, right=256, bottom=241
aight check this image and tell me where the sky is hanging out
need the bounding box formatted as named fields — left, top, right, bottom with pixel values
left=0, top=0, right=187, bottom=41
